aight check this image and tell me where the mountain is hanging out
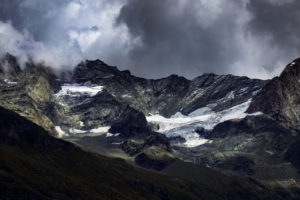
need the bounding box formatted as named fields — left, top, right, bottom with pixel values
left=1, top=54, right=300, bottom=198
left=0, top=55, right=267, bottom=170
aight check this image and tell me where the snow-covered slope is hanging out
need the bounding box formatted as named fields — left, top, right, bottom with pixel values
left=147, top=99, right=262, bottom=147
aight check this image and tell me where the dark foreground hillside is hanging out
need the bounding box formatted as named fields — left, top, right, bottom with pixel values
left=0, top=106, right=291, bottom=200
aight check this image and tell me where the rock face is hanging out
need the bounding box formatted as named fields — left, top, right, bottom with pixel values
left=109, top=107, right=150, bottom=137
left=247, top=58, right=300, bottom=128
left=73, top=60, right=267, bottom=117
left=55, top=89, right=137, bottom=132
left=0, top=55, right=61, bottom=133
left=180, top=73, right=265, bottom=114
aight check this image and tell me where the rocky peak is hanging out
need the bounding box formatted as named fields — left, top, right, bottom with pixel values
left=280, top=58, right=300, bottom=77
left=247, top=58, right=300, bottom=128
left=73, top=59, right=134, bottom=83
left=71, top=60, right=267, bottom=117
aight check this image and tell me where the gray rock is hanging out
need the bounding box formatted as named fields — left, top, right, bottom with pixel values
left=247, top=58, right=300, bottom=129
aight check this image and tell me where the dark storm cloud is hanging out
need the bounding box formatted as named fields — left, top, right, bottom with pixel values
left=117, top=0, right=300, bottom=79
left=247, top=0, right=300, bottom=70
left=0, top=0, right=299, bottom=79
left=117, top=0, right=249, bottom=78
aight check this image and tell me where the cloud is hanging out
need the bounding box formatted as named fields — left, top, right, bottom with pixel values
left=0, top=0, right=299, bottom=79
left=116, top=0, right=300, bottom=79
left=0, top=0, right=128, bottom=71
left=117, top=0, right=249, bottom=78
left=247, top=0, right=300, bottom=61
left=0, top=20, right=83, bottom=70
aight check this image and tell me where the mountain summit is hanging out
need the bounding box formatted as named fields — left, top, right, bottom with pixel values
left=248, top=58, right=300, bottom=128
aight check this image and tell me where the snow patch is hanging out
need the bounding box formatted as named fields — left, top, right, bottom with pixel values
left=239, top=87, right=248, bottom=93
left=184, top=137, right=210, bottom=147
left=69, top=128, right=87, bottom=134
left=248, top=112, right=263, bottom=116
left=78, top=121, right=84, bottom=127
left=55, top=126, right=68, bottom=138
left=60, top=126, right=111, bottom=136
left=106, top=133, right=114, bottom=137
left=111, top=142, right=124, bottom=145
left=216, top=91, right=235, bottom=104
left=106, top=132, right=120, bottom=137
left=122, top=94, right=132, bottom=98
left=4, top=79, right=17, bottom=85
left=55, top=84, right=103, bottom=97
left=90, top=126, right=110, bottom=133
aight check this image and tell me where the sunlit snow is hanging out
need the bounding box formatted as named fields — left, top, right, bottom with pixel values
left=106, top=132, right=120, bottom=137
left=55, top=84, right=104, bottom=97
left=69, top=126, right=111, bottom=136
left=90, top=126, right=110, bottom=133
left=147, top=99, right=262, bottom=148
left=78, top=121, right=85, bottom=127
left=69, top=128, right=87, bottom=134
left=55, top=126, right=68, bottom=138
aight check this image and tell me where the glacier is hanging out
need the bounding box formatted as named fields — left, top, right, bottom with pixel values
left=147, top=99, right=263, bottom=147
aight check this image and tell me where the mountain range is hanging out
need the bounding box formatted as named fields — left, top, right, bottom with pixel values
left=0, top=54, right=300, bottom=199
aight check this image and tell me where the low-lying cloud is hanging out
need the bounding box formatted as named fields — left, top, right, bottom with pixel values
left=0, top=0, right=128, bottom=71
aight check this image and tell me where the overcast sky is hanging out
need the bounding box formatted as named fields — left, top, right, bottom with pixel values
left=0, top=0, right=299, bottom=79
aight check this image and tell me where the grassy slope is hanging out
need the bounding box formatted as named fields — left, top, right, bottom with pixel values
left=0, top=107, right=289, bottom=200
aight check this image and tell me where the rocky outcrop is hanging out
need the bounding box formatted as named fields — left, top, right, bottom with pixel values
left=109, top=109, right=174, bottom=170
left=247, top=58, right=300, bottom=128
left=109, top=107, right=150, bottom=137
left=135, top=146, right=175, bottom=170
left=55, top=89, right=137, bottom=131
left=286, top=140, right=300, bottom=169
left=122, top=133, right=171, bottom=154
left=208, top=115, right=292, bottom=139
left=181, top=74, right=266, bottom=114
